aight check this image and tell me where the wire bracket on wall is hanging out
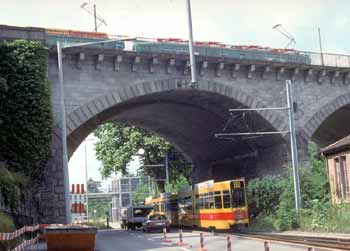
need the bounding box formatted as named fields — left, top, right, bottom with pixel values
left=215, top=106, right=291, bottom=141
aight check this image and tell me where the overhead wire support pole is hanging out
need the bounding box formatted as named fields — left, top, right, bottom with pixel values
left=57, top=40, right=72, bottom=224
left=229, top=107, right=289, bottom=112
left=93, top=4, right=97, bottom=32
left=186, top=0, right=197, bottom=86
left=215, top=131, right=290, bottom=137
left=286, top=80, right=302, bottom=210
left=318, top=27, right=324, bottom=67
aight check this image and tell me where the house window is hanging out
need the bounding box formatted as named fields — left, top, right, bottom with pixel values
left=334, top=156, right=350, bottom=201
left=340, top=156, right=349, bottom=200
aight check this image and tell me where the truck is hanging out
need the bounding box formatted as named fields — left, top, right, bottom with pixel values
left=126, top=205, right=153, bottom=230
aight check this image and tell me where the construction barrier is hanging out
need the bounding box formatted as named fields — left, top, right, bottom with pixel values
left=227, top=236, right=231, bottom=251
left=198, top=232, right=207, bottom=251
left=0, top=225, right=40, bottom=241
left=264, top=241, right=269, bottom=251
left=0, top=225, right=40, bottom=251
left=177, top=229, right=187, bottom=246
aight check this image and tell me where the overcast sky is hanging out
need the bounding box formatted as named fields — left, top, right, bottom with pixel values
left=2, top=0, right=349, bottom=188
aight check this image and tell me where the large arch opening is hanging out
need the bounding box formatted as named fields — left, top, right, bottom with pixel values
left=312, top=104, right=350, bottom=147
left=66, top=87, right=287, bottom=182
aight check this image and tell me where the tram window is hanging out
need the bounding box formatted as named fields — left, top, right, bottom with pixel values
left=195, top=195, right=200, bottom=210
left=208, top=192, right=214, bottom=209
left=200, top=195, right=204, bottom=209
left=203, top=193, right=209, bottom=209
left=214, top=191, right=222, bottom=209
left=232, top=188, right=246, bottom=207
left=223, top=190, right=231, bottom=208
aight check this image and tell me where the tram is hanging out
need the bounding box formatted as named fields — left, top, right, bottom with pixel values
left=145, top=179, right=248, bottom=230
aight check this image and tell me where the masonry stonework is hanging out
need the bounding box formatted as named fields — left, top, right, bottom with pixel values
left=42, top=48, right=350, bottom=223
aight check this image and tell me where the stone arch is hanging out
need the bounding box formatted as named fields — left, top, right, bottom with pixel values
left=303, top=93, right=350, bottom=147
left=65, top=78, right=288, bottom=151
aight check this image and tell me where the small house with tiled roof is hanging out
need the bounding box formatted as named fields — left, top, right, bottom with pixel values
left=321, top=136, right=350, bottom=204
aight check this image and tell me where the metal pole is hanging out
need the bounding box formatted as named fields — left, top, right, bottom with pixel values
left=94, top=4, right=97, bottom=32
left=286, top=80, right=301, bottom=210
left=57, top=41, right=72, bottom=223
left=84, top=140, right=89, bottom=222
left=186, top=0, right=197, bottom=85
left=318, top=27, right=324, bottom=67
left=165, top=153, right=170, bottom=186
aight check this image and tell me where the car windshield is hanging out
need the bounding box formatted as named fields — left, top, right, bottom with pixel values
left=149, top=215, right=167, bottom=220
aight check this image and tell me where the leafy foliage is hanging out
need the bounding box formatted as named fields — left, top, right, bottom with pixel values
left=0, top=166, right=28, bottom=211
left=247, top=142, right=337, bottom=232
left=0, top=40, right=52, bottom=178
left=132, top=184, right=150, bottom=205
left=94, top=123, right=171, bottom=178
left=94, top=123, right=192, bottom=190
left=88, top=202, right=111, bottom=220
left=164, top=175, right=190, bottom=193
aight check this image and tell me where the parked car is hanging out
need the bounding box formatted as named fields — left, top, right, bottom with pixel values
left=142, top=214, right=170, bottom=233
left=126, top=206, right=153, bottom=230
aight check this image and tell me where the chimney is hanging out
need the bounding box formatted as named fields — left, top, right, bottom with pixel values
left=71, top=184, right=75, bottom=194
left=77, top=184, right=80, bottom=194
left=81, top=184, right=85, bottom=194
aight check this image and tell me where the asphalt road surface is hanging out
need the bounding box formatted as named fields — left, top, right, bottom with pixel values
left=95, top=229, right=311, bottom=251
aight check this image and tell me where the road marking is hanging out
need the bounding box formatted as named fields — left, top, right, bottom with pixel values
left=137, top=235, right=143, bottom=238
left=180, top=248, right=192, bottom=251
left=161, top=242, right=172, bottom=246
left=147, top=238, right=154, bottom=241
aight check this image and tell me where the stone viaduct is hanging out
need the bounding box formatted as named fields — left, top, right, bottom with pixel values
left=1, top=25, right=350, bottom=223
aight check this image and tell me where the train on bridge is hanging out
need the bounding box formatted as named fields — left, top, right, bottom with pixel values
left=45, top=28, right=311, bottom=65
left=145, top=179, right=249, bottom=231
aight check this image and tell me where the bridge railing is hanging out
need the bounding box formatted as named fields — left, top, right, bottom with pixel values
left=300, top=50, right=350, bottom=68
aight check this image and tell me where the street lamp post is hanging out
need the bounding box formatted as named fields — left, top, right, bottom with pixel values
left=186, top=0, right=197, bottom=86
left=57, top=40, right=72, bottom=224
left=57, top=37, right=135, bottom=224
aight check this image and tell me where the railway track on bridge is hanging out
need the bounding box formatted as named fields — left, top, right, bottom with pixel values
left=233, top=232, right=350, bottom=250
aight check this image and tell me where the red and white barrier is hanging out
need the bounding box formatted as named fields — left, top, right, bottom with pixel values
left=197, top=232, right=207, bottom=251
left=0, top=225, right=40, bottom=241
left=11, top=235, right=40, bottom=251
left=264, top=241, right=269, bottom=251
left=227, top=236, right=232, bottom=251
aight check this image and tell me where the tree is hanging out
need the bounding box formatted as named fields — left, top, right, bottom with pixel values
left=87, top=178, right=102, bottom=193
left=132, top=184, right=150, bottom=205
left=94, top=123, right=192, bottom=189
left=165, top=175, right=190, bottom=193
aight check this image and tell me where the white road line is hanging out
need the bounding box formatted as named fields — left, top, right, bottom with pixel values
left=180, top=248, right=192, bottom=251
left=147, top=238, right=154, bottom=241
left=161, top=242, right=172, bottom=246
left=137, top=235, right=143, bottom=238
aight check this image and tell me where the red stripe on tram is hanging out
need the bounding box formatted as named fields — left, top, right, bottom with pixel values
left=199, top=211, right=248, bottom=221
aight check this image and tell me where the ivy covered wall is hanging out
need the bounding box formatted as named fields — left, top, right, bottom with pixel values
left=0, top=40, right=52, bottom=215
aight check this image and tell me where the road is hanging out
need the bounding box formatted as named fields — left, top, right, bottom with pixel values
left=95, top=228, right=311, bottom=251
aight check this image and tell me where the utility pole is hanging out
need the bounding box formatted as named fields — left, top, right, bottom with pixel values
left=318, top=27, right=324, bottom=67
left=84, top=140, right=90, bottom=222
left=215, top=80, right=302, bottom=210
left=165, top=153, right=170, bottom=186
left=57, top=41, right=72, bottom=224
left=93, top=4, right=97, bottom=32
left=286, top=80, right=301, bottom=210
left=186, top=0, right=197, bottom=86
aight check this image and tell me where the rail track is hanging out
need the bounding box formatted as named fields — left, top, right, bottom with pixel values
left=234, top=232, right=350, bottom=250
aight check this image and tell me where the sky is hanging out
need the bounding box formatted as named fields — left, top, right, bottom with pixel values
left=2, top=0, right=350, bottom=188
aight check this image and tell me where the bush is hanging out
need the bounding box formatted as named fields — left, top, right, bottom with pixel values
left=0, top=40, right=52, bottom=179
left=247, top=142, right=341, bottom=232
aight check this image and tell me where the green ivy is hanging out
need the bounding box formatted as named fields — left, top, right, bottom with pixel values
left=0, top=40, right=52, bottom=178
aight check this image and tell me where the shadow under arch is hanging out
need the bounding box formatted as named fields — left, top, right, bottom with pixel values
left=303, top=93, right=350, bottom=147
left=57, top=78, right=289, bottom=181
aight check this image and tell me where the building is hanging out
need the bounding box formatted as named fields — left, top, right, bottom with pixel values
left=321, top=136, right=350, bottom=204
left=70, top=184, right=87, bottom=222
left=110, top=176, right=150, bottom=222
